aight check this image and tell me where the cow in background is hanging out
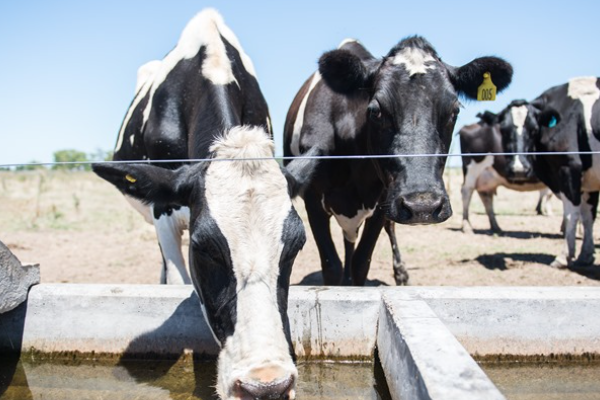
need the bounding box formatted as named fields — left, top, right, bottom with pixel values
left=95, top=9, right=316, bottom=399
left=528, top=77, right=600, bottom=268
left=284, top=37, right=513, bottom=286
left=460, top=102, right=553, bottom=234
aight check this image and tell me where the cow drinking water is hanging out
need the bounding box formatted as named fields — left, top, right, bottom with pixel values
left=284, top=37, right=513, bottom=285
left=94, top=9, right=315, bottom=400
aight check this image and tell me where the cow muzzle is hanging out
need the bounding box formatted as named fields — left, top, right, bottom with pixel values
left=506, top=158, right=533, bottom=182
left=233, top=365, right=296, bottom=400
left=389, top=191, right=452, bottom=225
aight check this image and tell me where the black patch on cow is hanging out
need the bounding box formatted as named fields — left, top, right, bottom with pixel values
left=318, top=50, right=374, bottom=95
left=476, top=110, right=498, bottom=126
left=189, top=214, right=237, bottom=344
left=277, top=208, right=306, bottom=358
left=386, top=35, right=439, bottom=59
left=451, top=57, right=513, bottom=100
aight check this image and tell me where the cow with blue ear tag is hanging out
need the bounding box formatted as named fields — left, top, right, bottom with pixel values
left=528, top=77, right=600, bottom=270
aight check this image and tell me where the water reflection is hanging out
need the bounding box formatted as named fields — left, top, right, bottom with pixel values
left=0, top=358, right=391, bottom=400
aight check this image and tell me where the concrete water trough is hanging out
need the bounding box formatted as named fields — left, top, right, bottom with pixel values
left=1, top=285, right=599, bottom=399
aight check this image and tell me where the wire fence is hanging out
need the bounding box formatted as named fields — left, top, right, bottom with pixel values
left=2, top=150, right=600, bottom=170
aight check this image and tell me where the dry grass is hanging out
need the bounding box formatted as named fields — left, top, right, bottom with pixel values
left=1, top=169, right=599, bottom=287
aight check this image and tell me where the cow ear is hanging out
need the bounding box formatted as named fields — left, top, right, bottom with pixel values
left=92, top=163, right=194, bottom=206
left=476, top=110, right=498, bottom=125
left=282, top=146, right=323, bottom=198
left=451, top=57, right=513, bottom=100
left=318, top=49, right=376, bottom=94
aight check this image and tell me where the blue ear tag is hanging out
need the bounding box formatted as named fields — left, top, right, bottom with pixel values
left=548, top=116, right=557, bottom=128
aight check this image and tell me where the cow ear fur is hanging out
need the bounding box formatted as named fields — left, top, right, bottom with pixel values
left=451, top=56, right=513, bottom=100
left=318, top=49, right=374, bottom=94
left=92, top=163, right=193, bottom=207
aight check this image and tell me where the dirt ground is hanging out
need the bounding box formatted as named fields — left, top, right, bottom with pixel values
left=2, top=170, right=600, bottom=287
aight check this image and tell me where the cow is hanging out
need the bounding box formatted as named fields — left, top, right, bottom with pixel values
left=93, top=9, right=314, bottom=400
left=527, top=76, right=600, bottom=269
left=460, top=102, right=553, bottom=234
left=284, top=37, right=513, bottom=286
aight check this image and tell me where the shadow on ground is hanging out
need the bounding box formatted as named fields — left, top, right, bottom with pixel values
left=295, top=271, right=389, bottom=287
left=447, top=227, right=563, bottom=240
left=472, top=252, right=600, bottom=281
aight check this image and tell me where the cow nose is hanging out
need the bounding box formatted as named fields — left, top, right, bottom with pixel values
left=393, top=192, right=451, bottom=225
left=236, top=367, right=295, bottom=400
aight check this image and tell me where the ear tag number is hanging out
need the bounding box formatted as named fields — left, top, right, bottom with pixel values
left=477, top=72, right=497, bottom=101
left=548, top=116, right=557, bottom=128
left=125, top=174, right=137, bottom=183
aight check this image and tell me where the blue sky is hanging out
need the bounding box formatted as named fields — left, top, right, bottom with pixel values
left=1, top=0, right=598, bottom=166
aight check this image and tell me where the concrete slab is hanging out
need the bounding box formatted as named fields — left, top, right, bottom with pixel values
left=377, top=296, right=505, bottom=400
left=382, top=287, right=600, bottom=356
left=2, top=284, right=600, bottom=400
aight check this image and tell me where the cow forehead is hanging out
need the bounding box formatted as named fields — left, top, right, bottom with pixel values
left=391, top=47, right=437, bottom=77
left=510, top=105, right=529, bottom=135
left=204, top=158, right=293, bottom=282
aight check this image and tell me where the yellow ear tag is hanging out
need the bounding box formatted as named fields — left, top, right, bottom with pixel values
left=125, top=174, right=137, bottom=183
left=477, top=72, right=497, bottom=101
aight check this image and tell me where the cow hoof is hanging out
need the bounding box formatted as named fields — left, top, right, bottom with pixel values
left=461, top=222, right=474, bottom=234
left=550, top=257, right=569, bottom=269
left=394, top=273, right=410, bottom=286
left=490, top=226, right=503, bottom=235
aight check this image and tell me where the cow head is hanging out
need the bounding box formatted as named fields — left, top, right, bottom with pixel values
left=494, top=100, right=540, bottom=182
left=94, top=126, right=315, bottom=400
left=530, top=96, right=585, bottom=206
left=318, top=37, right=513, bottom=224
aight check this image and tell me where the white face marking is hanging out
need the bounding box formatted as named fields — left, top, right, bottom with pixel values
left=205, top=126, right=297, bottom=399
left=140, top=9, right=255, bottom=131
left=290, top=72, right=322, bottom=156
left=509, top=105, right=529, bottom=172
left=510, top=105, right=528, bottom=136
left=568, top=76, right=600, bottom=135
left=392, top=47, right=436, bottom=76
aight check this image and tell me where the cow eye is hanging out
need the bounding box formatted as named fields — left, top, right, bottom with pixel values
left=367, top=100, right=382, bottom=122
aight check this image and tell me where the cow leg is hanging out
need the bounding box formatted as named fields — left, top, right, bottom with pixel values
left=384, top=219, right=408, bottom=285
left=351, top=208, right=386, bottom=286
left=553, top=194, right=580, bottom=269
left=478, top=190, right=501, bottom=233
left=152, top=206, right=191, bottom=284
left=536, top=188, right=554, bottom=216
left=343, top=239, right=354, bottom=286
left=304, top=190, right=343, bottom=285
left=575, top=191, right=598, bottom=266
left=461, top=184, right=476, bottom=234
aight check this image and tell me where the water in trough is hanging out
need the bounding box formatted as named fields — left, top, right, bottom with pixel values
left=479, top=361, right=600, bottom=400
left=0, top=355, right=392, bottom=400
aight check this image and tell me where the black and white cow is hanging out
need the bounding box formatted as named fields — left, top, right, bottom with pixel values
left=460, top=103, right=553, bottom=233
left=284, top=37, right=513, bottom=286
left=94, top=10, right=313, bottom=400
left=527, top=77, right=600, bottom=268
